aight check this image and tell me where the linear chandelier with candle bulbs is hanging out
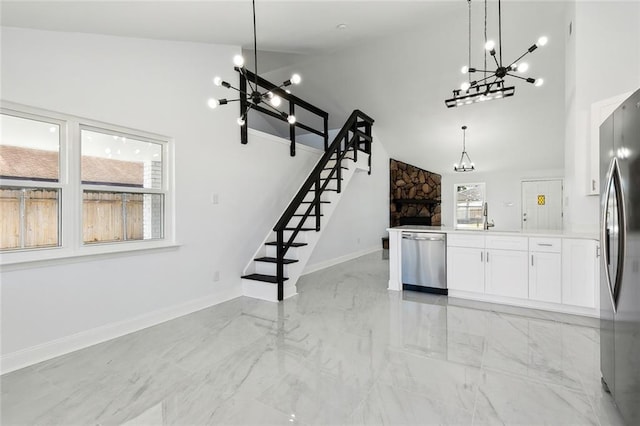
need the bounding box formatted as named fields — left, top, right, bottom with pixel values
left=445, top=0, right=547, bottom=108
left=208, top=0, right=301, bottom=126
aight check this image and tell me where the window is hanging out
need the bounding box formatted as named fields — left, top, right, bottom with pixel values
left=1, top=102, right=173, bottom=263
left=80, top=127, right=165, bottom=244
left=0, top=112, right=63, bottom=250
left=454, top=183, right=485, bottom=230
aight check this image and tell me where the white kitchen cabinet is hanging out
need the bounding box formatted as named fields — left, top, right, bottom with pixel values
left=485, top=248, right=529, bottom=299
left=562, top=238, right=598, bottom=308
left=529, top=238, right=562, bottom=303
left=447, top=246, right=485, bottom=293
left=447, top=234, right=485, bottom=293
left=484, top=236, right=529, bottom=299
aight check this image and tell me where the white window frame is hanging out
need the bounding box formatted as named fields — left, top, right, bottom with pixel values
left=1, top=101, right=176, bottom=268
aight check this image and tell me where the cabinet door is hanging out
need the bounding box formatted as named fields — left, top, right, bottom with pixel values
left=529, top=252, right=562, bottom=303
left=562, top=239, right=597, bottom=308
left=447, top=246, right=484, bottom=293
left=485, top=249, right=528, bottom=299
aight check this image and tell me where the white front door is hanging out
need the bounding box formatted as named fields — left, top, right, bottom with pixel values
left=521, top=179, right=563, bottom=230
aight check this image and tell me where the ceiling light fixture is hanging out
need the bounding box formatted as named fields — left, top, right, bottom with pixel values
left=454, top=126, right=475, bottom=172
left=445, top=0, right=547, bottom=108
left=208, top=0, right=301, bottom=126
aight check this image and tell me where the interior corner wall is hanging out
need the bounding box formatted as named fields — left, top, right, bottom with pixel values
left=564, top=1, right=640, bottom=233
left=304, top=132, right=390, bottom=271
left=0, top=27, right=321, bottom=372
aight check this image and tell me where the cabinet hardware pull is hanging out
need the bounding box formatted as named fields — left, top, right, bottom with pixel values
left=538, top=243, right=553, bottom=247
left=486, top=252, right=489, bottom=262
left=531, top=255, right=534, bottom=266
left=592, top=179, right=596, bottom=191
left=481, top=251, right=483, bottom=262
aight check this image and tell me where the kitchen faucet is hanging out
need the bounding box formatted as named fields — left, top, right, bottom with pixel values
left=483, top=202, right=495, bottom=230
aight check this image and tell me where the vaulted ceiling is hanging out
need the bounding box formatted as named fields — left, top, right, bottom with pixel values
left=1, top=0, right=570, bottom=175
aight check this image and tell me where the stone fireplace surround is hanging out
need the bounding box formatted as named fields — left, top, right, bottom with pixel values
left=389, top=159, right=441, bottom=228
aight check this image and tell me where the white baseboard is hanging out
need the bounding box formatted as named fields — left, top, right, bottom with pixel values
left=302, top=246, right=381, bottom=276
left=0, top=286, right=241, bottom=375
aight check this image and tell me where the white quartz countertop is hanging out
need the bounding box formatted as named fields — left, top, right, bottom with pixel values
left=386, top=225, right=598, bottom=240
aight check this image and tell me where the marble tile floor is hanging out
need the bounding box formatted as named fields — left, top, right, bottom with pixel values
left=0, top=251, right=626, bottom=425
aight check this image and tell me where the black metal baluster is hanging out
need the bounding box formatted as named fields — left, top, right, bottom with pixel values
left=276, top=230, right=284, bottom=301
left=289, top=102, right=296, bottom=157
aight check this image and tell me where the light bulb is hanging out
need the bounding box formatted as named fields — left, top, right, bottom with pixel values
left=454, top=164, right=458, bottom=170
left=291, top=74, right=301, bottom=85
left=213, top=76, right=222, bottom=86
left=485, top=40, right=495, bottom=51
left=461, top=65, right=469, bottom=74
left=233, top=54, right=245, bottom=67
left=207, top=98, right=219, bottom=109
left=287, top=115, right=297, bottom=124
left=534, top=78, right=544, bottom=87
left=471, top=163, right=475, bottom=168
left=460, top=82, right=471, bottom=91
left=517, top=62, right=529, bottom=72
left=270, top=95, right=282, bottom=107
left=537, top=36, right=548, bottom=47
left=237, top=117, right=246, bottom=126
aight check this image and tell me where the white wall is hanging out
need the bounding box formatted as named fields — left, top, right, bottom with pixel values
left=305, top=131, right=390, bottom=270
left=442, top=168, right=564, bottom=231
left=0, top=27, right=323, bottom=372
left=564, top=1, right=640, bottom=233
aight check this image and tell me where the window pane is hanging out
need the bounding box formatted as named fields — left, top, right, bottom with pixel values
left=1, top=187, right=60, bottom=250
left=83, top=191, right=163, bottom=244
left=0, top=113, right=60, bottom=182
left=81, top=129, right=162, bottom=189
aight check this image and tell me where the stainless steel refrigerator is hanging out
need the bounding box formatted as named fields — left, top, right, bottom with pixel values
left=600, top=87, right=640, bottom=425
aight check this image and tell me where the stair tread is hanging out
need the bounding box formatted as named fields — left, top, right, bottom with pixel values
left=283, top=227, right=317, bottom=231
left=242, top=274, right=288, bottom=283
left=292, top=214, right=324, bottom=217
left=323, top=167, right=349, bottom=171
left=265, top=241, right=308, bottom=247
left=301, top=200, right=330, bottom=204
left=310, top=188, right=338, bottom=192
left=255, top=257, right=298, bottom=264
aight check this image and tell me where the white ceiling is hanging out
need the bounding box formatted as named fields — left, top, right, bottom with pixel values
left=0, top=1, right=458, bottom=55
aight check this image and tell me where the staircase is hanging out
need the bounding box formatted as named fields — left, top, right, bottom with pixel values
left=241, top=110, right=375, bottom=301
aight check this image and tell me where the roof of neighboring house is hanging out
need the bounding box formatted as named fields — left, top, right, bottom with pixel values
left=0, top=145, right=143, bottom=186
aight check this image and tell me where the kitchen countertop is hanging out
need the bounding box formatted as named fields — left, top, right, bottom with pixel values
left=386, top=225, right=599, bottom=240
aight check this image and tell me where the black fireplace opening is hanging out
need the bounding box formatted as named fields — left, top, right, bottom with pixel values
left=399, top=216, right=432, bottom=226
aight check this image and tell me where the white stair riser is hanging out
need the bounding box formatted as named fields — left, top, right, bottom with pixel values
left=255, top=262, right=290, bottom=276
left=241, top=279, right=297, bottom=302
left=265, top=246, right=300, bottom=258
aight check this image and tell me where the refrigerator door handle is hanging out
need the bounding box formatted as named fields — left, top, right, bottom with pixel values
left=602, top=158, right=626, bottom=312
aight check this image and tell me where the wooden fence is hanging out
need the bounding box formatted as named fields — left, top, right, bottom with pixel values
left=0, top=188, right=144, bottom=249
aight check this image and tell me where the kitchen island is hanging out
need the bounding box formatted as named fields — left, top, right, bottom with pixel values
left=387, top=226, right=600, bottom=317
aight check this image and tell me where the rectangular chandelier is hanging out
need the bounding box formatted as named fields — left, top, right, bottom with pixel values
left=445, top=81, right=515, bottom=108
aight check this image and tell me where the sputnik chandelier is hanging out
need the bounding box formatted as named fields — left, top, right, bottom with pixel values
left=208, top=0, right=301, bottom=126
left=454, top=126, right=475, bottom=172
left=445, top=0, right=547, bottom=108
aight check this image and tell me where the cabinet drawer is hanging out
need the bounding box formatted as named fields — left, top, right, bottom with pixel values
left=485, top=235, right=528, bottom=251
left=447, top=233, right=484, bottom=248
left=529, top=237, right=561, bottom=253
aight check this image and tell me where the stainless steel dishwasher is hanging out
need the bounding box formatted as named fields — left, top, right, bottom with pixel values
left=401, top=232, right=447, bottom=295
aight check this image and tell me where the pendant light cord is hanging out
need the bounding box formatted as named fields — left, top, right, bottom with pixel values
left=498, top=0, right=503, bottom=65
left=467, top=0, right=471, bottom=73
left=252, top=0, right=258, bottom=90
left=483, top=0, right=487, bottom=80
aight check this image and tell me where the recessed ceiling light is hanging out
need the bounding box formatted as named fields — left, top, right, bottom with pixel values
left=336, top=23, right=348, bottom=30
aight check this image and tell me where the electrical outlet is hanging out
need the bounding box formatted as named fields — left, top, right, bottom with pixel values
left=213, top=270, right=220, bottom=282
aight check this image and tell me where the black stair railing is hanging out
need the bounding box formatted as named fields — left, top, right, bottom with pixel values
left=237, top=67, right=330, bottom=156
left=272, top=110, right=374, bottom=300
